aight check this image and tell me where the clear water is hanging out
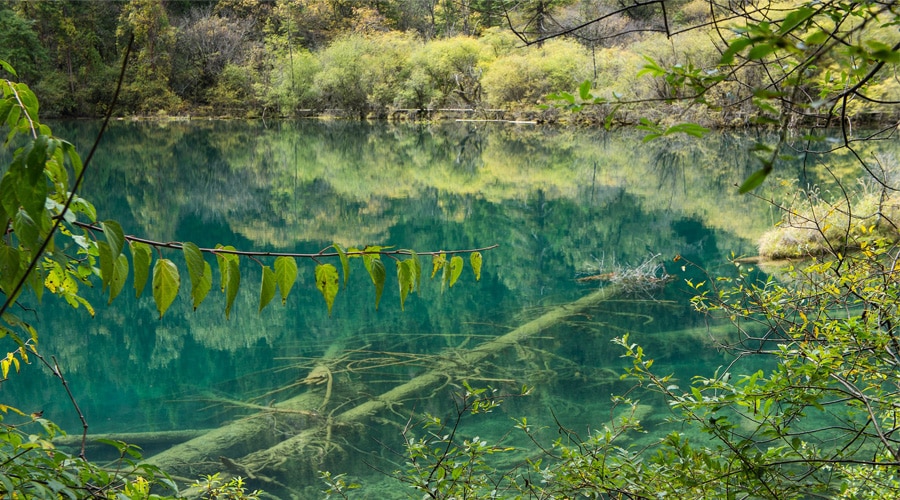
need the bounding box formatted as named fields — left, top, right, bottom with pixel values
left=4, top=120, right=872, bottom=496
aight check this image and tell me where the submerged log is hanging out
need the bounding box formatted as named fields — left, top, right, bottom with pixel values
left=145, top=285, right=621, bottom=486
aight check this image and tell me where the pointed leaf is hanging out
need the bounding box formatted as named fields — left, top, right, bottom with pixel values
left=0, top=60, right=17, bottom=77
left=398, top=260, right=413, bottom=311
left=578, top=80, right=592, bottom=101
left=97, top=241, right=113, bottom=292
left=130, top=241, right=152, bottom=298
left=470, top=252, right=482, bottom=281
left=182, top=242, right=211, bottom=310
left=368, top=258, right=386, bottom=310
left=101, top=220, right=125, bottom=259
left=259, top=265, right=276, bottom=313
left=409, top=251, right=421, bottom=292
left=152, top=259, right=180, bottom=318
left=214, top=245, right=237, bottom=291
left=333, top=243, right=349, bottom=286
left=108, top=253, right=129, bottom=304
left=449, top=256, right=463, bottom=288
left=738, top=164, right=773, bottom=193
left=315, top=263, right=340, bottom=316
left=0, top=244, right=21, bottom=294
left=224, top=258, right=240, bottom=319
left=274, top=256, right=298, bottom=305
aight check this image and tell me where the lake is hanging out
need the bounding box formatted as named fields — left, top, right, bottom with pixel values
left=6, top=120, right=855, bottom=497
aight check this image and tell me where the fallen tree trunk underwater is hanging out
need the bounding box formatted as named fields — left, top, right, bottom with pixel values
left=144, top=285, right=623, bottom=492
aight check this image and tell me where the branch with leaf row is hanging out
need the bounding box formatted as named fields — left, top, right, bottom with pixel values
left=69, top=221, right=497, bottom=318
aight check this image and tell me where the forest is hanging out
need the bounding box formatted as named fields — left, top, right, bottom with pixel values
left=1, top=0, right=895, bottom=124
left=4, top=0, right=900, bottom=498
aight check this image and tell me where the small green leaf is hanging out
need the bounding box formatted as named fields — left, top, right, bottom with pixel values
left=578, top=80, right=592, bottom=101
left=101, top=220, right=125, bottom=259
left=448, top=256, right=463, bottom=288
left=0, top=244, right=21, bottom=294
left=397, top=260, right=413, bottom=311
left=747, top=43, right=776, bottom=60
left=259, top=265, right=276, bottom=313
left=182, top=242, right=211, bottom=310
left=470, top=252, right=482, bottom=281
left=409, top=251, right=421, bottom=292
left=24, top=135, right=49, bottom=186
left=333, top=243, right=349, bottom=286
left=214, top=245, right=237, bottom=291
left=108, top=253, right=129, bottom=304
left=130, top=241, right=152, bottom=298
left=274, top=256, right=298, bottom=305
left=0, top=60, right=17, bottom=77
left=777, top=6, right=813, bottom=35
left=315, top=263, right=340, bottom=316
left=664, top=123, right=710, bottom=138
left=368, top=258, right=386, bottom=310
left=152, top=259, right=180, bottom=318
left=738, top=164, right=774, bottom=193
left=224, top=257, right=240, bottom=319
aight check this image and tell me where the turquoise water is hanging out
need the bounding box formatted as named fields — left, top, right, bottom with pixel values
left=5, top=120, right=854, bottom=496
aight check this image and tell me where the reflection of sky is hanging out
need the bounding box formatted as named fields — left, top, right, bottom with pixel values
left=10, top=121, right=893, bottom=495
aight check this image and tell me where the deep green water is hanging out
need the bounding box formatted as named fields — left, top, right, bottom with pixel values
left=6, top=120, right=877, bottom=496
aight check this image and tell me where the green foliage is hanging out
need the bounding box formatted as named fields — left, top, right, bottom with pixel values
left=192, top=473, right=260, bottom=500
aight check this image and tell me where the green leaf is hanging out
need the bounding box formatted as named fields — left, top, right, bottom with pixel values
left=578, top=80, right=592, bottom=101
left=130, top=241, right=152, bottom=298
left=224, top=257, right=240, bottom=319
left=61, top=141, right=83, bottom=179
left=0, top=244, right=21, bottom=294
left=368, top=258, right=386, bottom=310
left=0, top=60, right=17, bottom=77
left=315, top=263, right=340, bottom=316
left=215, top=245, right=237, bottom=291
left=747, top=43, right=776, bottom=60
left=720, top=37, right=754, bottom=64
left=409, top=251, right=421, bottom=292
left=448, top=256, right=463, bottom=288
left=101, top=220, right=125, bottom=260
left=333, top=243, right=349, bottom=286
left=738, top=164, right=774, bottom=193
left=664, top=123, right=710, bottom=138
left=470, top=252, right=482, bottom=281
left=259, top=265, right=276, bottom=313
left=108, top=253, right=129, bottom=304
left=97, top=241, right=113, bottom=292
left=777, top=6, right=813, bottom=35
left=274, top=256, right=298, bottom=305
left=183, top=242, right=211, bottom=310
left=398, top=260, right=413, bottom=311
left=24, top=135, right=49, bottom=186
left=152, top=259, right=180, bottom=318
left=12, top=209, right=39, bottom=250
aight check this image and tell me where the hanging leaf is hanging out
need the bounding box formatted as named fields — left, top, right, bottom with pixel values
left=368, top=258, right=386, bottom=310
left=431, top=253, right=446, bottom=278
left=362, top=245, right=383, bottom=275
left=315, top=264, right=339, bottom=316
left=152, top=259, right=180, bottom=318
left=408, top=251, right=421, bottom=292
left=224, top=257, right=240, bottom=319
left=259, top=265, right=276, bottom=313
left=101, top=219, right=125, bottom=259
left=97, top=241, right=113, bottom=292
left=470, top=252, right=482, bottom=281
left=738, top=164, right=773, bottom=193
left=449, top=256, right=463, bottom=288
left=0, top=244, right=21, bottom=294
left=274, top=256, right=298, bottom=305
left=398, top=259, right=416, bottom=311
left=333, top=243, right=349, bottom=286
left=108, top=253, right=129, bottom=304
left=183, top=242, right=212, bottom=310
left=214, top=245, right=237, bottom=291
left=130, top=241, right=152, bottom=298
